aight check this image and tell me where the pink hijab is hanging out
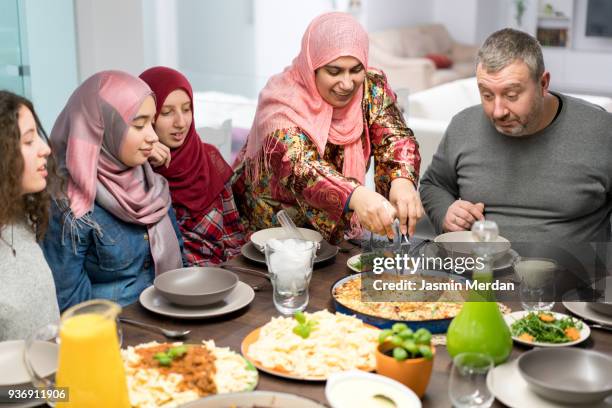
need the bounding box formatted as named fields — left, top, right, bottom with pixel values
left=50, top=70, right=182, bottom=275
left=245, top=12, right=370, bottom=184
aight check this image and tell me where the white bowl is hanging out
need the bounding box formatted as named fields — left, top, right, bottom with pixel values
left=250, top=227, right=323, bottom=252
left=434, top=230, right=511, bottom=257
left=326, top=370, right=422, bottom=408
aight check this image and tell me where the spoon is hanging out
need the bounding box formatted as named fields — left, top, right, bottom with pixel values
left=277, top=209, right=306, bottom=240
left=119, top=318, right=191, bottom=339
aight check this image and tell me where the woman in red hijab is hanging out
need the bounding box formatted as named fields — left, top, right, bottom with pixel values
left=140, top=67, right=245, bottom=266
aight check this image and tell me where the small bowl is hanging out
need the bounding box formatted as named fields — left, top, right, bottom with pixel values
left=250, top=227, right=323, bottom=252
left=326, top=370, right=422, bottom=408
left=434, top=231, right=511, bottom=258
left=588, top=302, right=612, bottom=316
left=154, top=267, right=238, bottom=307
left=518, top=348, right=612, bottom=405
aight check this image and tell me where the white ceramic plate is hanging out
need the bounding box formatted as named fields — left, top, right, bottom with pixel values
left=347, top=254, right=361, bottom=273
left=504, top=311, right=590, bottom=347
left=180, top=391, right=327, bottom=408
left=563, top=301, right=612, bottom=326
left=487, top=358, right=612, bottom=408
left=0, top=340, right=57, bottom=407
left=0, top=340, right=57, bottom=388
left=139, top=281, right=254, bottom=319
left=0, top=400, right=47, bottom=408
left=250, top=227, right=323, bottom=252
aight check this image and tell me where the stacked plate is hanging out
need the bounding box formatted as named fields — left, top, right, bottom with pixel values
left=241, top=227, right=338, bottom=265
left=0, top=340, right=57, bottom=408
left=139, top=267, right=254, bottom=319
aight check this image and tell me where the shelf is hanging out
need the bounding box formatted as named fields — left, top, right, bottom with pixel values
left=538, top=14, right=571, bottom=21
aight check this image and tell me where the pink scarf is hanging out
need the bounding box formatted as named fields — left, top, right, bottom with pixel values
left=50, top=70, right=183, bottom=275
left=245, top=12, right=370, bottom=184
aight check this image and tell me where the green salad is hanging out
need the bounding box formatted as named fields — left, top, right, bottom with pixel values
left=510, top=312, right=582, bottom=343
left=351, top=251, right=393, bottom=272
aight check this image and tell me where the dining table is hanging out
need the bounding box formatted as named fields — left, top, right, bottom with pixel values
left=121, top=243, right=612, bottom=408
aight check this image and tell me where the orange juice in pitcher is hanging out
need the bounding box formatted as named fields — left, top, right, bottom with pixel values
left=55, top=299, right=130, bottom=407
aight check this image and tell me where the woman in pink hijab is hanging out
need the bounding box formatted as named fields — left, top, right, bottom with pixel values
left=42, top=70, right=184, bottom=311
left=233, top=12, right=422, bottom=243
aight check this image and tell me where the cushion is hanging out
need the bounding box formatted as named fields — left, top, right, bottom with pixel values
left=425, top=53, right=453, bottom=69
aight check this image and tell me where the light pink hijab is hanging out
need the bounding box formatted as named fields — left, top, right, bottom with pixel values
left=245, top=12, right=370, bottom=184
left=50, top=70, right=182, bottom=275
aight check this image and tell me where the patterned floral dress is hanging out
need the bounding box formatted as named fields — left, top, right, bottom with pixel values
left=232, top=69, right=421, bottom=244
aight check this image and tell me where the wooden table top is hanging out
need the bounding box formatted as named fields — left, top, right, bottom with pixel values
left=121, top=246, right=612, bottom=408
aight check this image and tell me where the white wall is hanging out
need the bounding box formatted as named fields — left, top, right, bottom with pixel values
left=475, top=0, right=507, bottom=44
left=142, top=0, right=179, bottom=69
left=177, top=0, right=257, bottom=97
left=362, top=0, right=433, bottom=32
left=75, top=0, right=147, bottom=79
left=253, top=0, right=332, bottom=93
left=22, top=0, right=79, bottom=131
left=433, top=0, right=479, bottom=44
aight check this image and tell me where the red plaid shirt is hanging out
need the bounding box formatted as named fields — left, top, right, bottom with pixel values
left=174, top=183, right=245, bottom=266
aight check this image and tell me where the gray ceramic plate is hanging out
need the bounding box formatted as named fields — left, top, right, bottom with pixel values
left=487, top=358, right=612, bottom=408
left=180, top=391, right=327, bottom=408
left=139, top=281, right=254, bottom=319
left=563, top=301, right=612, bottom=326
left=518, top=348, right=612, bottom=405
left=241, top=241, right=338, bottom=265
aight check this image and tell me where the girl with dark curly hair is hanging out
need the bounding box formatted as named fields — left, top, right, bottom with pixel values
left=0, top=90, right=60, bottom=340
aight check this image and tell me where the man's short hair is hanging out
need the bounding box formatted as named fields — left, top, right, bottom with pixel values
left=477, top=28, right=545, bottom=82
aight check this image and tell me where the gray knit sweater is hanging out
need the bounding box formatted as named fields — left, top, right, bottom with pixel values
left=0, top=223, right=60, bottom=340
left=420, top=93, right=612, bottom=242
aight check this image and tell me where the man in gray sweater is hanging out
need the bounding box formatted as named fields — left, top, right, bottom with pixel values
left=420, top=28, right=612, bottom=243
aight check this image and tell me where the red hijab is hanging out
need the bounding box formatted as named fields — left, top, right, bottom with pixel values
left=139, top=66, right=233, bottom=217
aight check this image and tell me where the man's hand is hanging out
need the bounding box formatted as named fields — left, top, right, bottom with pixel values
left=349, top=186, right=397, bottom=238
left=443, top=199, right=485, bottom=232
left=389, top=178, right=424, bottom=236
left=149, top=142, right=171, bottom=168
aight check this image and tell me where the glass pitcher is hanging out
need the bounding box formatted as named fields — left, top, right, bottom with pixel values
left=25, top=299, right=130, bottom=407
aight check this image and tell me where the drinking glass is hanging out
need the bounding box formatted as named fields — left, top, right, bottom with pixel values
left=514, top=257, right=556, bottom=311
left=264, top=238, right=318, bottom=315
left=449, top=352, right=494, bottom=408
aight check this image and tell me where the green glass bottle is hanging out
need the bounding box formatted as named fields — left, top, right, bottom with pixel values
left=446, top=221, right=512, bottom=365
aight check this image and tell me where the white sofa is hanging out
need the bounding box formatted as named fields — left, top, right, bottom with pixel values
left=404, top=77, right=612, bottom=175
left=369, top=24, right=478, bottom=93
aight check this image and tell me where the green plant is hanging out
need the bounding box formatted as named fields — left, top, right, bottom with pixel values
left=378, top=324, right=433, bottom=361
left=515, top=0, right=526, bottom=26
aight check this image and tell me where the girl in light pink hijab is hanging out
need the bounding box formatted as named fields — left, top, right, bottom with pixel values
left=42, top=70, right=184, bottom=311
left=233, top=12, right=422, bottom=243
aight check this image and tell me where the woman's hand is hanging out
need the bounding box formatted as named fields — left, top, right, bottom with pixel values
left=348, top=186, right=396, bottom=238
left=149, top=142, right=171, bottom=168
left=389, top=178, right=424, bottom=236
